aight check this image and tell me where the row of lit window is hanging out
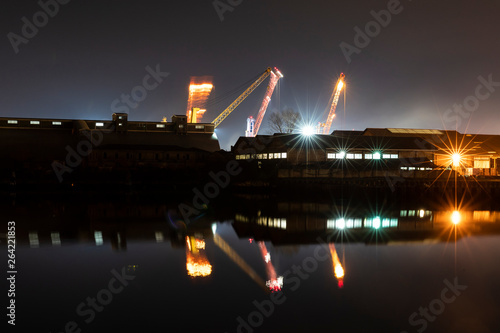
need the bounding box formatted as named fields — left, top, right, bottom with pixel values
left=7, top=120, right=62, bottom=125
left=236, top=152, right=288, bottom=160
left=257, top=217, right=287, bottom=229
left=327, top=217, right=399, bottom=229
left=28, top=232, right=61, bottom=247
left=400, top=210, right=432, bottom=217
left=400, top=167, right=433, bottom=170
left=327, top=152, right=399, bottom=160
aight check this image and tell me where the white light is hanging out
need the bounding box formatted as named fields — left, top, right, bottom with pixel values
left=336, top=218, right=345, bottom=230
left=211, top=223, right=217, bottom=235
left=301, top=125, right=315, bottom=136
left=373, top=152, right=381, bottom=160
left=373, top=217, right=381, bottom=229
left=96, top=122, right=104, bottom=127
left=451, top=211, right=461, bottom=225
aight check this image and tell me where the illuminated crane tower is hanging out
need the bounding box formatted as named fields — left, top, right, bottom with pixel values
left=247, top=67, right=283, bottom=137
left=212, top=67, right=273, bottom=128
left=245, top=116, right=255, bottom=137
left=322, top=73, right=345, bottom=134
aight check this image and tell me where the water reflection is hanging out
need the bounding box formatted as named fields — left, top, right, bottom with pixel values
left=185, top=236, right=212, bottom=277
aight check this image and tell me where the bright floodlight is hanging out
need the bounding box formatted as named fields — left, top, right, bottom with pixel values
left=373, top=152, right=381, bottom=160
left=373, top=217, right=381, bottom=229
left=451, top=211, right=461, bottom=225
left=452, top=153, right=461, bottom=167
left=301, top=125, right=315, bottom=136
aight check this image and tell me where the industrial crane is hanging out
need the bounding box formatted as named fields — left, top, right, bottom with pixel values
left=322, top=73, right=345, bottom=134
left=212, top=67, right=273, bottom=128
left=247, top=67, right=283, bottom=137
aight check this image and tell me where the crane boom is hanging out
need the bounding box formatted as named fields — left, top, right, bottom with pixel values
left=212, top=67, right=272, bottom=128
left=323, top=73, right=345, bottom=134
left=251, top=68, right=283, bottom=137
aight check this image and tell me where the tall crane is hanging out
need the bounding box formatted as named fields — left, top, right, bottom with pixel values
left=248, top=67, right=283, bottom=137
left=322, top=73, right=345, bottom=134
left=212, top=67, right=272, bottom=128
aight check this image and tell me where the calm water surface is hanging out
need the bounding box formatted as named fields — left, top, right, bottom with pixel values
left=3, top=191, right=500, bottom=333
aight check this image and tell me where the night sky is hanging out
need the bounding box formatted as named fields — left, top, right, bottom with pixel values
left=3, top=0, right=500, bottom=150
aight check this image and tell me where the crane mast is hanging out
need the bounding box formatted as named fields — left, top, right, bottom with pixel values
left=212, top=68, right=272, bottom=128
left=249, top=68, right=283, bottom=137
left=323, top=73, right=345, bottom=134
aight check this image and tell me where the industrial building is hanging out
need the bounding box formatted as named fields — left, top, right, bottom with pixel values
left=232, top=128, right=500, bottom=179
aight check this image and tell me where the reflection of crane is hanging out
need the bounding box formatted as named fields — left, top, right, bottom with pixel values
left=185, top=236, right=212, bottom=277
left=213, top=234, right=269, bottom=293
left=322, top=73, right=345, bottom=134
left=212, top=68, right=273, bottom=128
left=329, top=243, right=344, bottom=288
left=247, top=68, right=283, bottom=137
left=257, top=241, right=283, bottom=292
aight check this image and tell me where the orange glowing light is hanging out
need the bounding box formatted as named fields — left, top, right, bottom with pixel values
left=451, top=211, right=461, bottom=225
left=329, top=244, right=345, bottom=286
left=186, top=77, right=214, bottom=123
left=186, top=252, right=212, bottom=277
left=452, top=153, right=461, bottom=167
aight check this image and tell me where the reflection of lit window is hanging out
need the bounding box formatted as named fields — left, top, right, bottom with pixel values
left=94, top=231, right=103, bottom=246
left=336, top=151, right=346, bottom=159
left=400, top=210, right=407, bottom=217
left=354, top=154, right=363, bottom=159
left=354, top=219, right=362, bottom=228
left=29, top=232, right=39, bottom=248
left=390, top=218, right=398, bottom=227
left=327, top=219, right=335, bottom=229
left=382, top=218, right=390, bottom=228
left=365, top=154, right=373, bottom=159
left=155, top=231, right=164, bottom=242
left=408, top=210, right=415, bottom=216
left=51, top=232, right=61, bottom=246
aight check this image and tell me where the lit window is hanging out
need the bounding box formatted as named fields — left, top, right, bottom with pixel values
left=400, top=210, right=407, bottom=217
left=426, top=167, right=433, bottom=170
left=391, top=154, right=399, bottom=159
left=274, top=153, right=280, bottom=159
left=373, top=152, right=381, bottom=160
left=401, top=166, right=408, bottom=170
left=346, top=153, right=354, bottom=159
left=262, top=154, right=268, bottom=159
left=96, top=122, right=104, bottom=127
left=118, top=116, right=123, bottom=119
left=52, top=121, right=62, bottom=125
left=257, top=154, right=262, bottom=159
left=408, top=210, right=415, bottom=216
left=365, top=154, right=373, bottom=159
left=354, top=154, right=363, bottom=159
left=419, top=167, right=425, bottom=170
left=51, top=232, right=61, bottom=246
left=94, top=231, right=103, bottom=246
left=245, top=154, right=250, bottom=159
left=7, top=120, right=18, bottom=124
left=156, top=124, right=165, bottom=128
left=327, top=153, right=335, bottom=159
left=409, top=167, right=416, bottom=170
left=195, top=125, right=204, bottom=129
left=236, top=155, right=241, bottom=160
left=179, top=125, right=184, bottom=129
left=383, top=154, right=391, bottom=159
left=29, top=232, right=39, bottom=248
left=281, top=152, right=287, bottom=159
left=118, top=123, right=123, bottom=126
left=30, top=120, right=40, bottom=125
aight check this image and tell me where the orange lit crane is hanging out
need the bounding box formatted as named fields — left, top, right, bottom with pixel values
left=212, top=68, right=273, bottom=128
left=322, top=73, right=345, bottom=134
left=249, top=67, right=283, bottom=137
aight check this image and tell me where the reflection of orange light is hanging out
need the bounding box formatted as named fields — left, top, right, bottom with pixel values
left=186, top=78, right=214, bottom=123
left=186, top=236, right=212, bottom=277
left=329, top=244, right=344, bottom=287
left=186, top=252, right=212, bottom=277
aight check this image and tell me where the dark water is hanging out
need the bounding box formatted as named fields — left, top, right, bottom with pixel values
left=2, top=190, right=500, bottom=333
